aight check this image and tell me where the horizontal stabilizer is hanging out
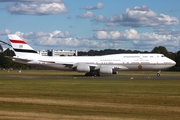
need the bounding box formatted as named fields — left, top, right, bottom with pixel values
left=5, top=56, right=32, bottom=63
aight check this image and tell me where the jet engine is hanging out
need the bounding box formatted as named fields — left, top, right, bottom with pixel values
left=76, top=64, right=90, bottom=72
left=99, top=66, right=113, bottom=74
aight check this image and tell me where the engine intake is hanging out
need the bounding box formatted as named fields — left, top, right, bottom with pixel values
left=76, top=64, right=90, bottom=72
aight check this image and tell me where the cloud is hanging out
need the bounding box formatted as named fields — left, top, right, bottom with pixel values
left=77, top=11, right=94, bottom=18
left=84, top=2, right=104, bottom=10
left=3, top=0, right=68, bottom=15
left=52, top=30, right=72, bottom=38
left=14, top=28, right=180, bottom=52
left=0, top=29, right=11, bottom=35
left=91, top=15, right=106, bottom=23
left=0, top=0, right=63, bottom=3
left=93, top=28, right=180, bottom=51
left=93, top=28, right=178, bottom=43
left=92, top=28, right=113, bottom=31
left=94, top=31, right=121, bottom=40
left=34, top=33, right=111, bottom=49
left=123, top=29, right=139, bottom=40
left=154, top=29, right=180, bottom=37
left=15, top=30, right=116, bottom=49
left=133, top=32, right=180, bottom=51
left=23, top=32, right=50, bottom=39
left=94, top=29, right=139, bottom=40
left=106, top=5, right=179, bottom=27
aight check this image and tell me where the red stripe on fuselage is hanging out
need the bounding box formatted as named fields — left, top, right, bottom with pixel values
left=10, top=39, right=26, bottom=44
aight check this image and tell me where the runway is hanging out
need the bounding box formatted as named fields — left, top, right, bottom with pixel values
left=1, top=74, right=180, bottom=80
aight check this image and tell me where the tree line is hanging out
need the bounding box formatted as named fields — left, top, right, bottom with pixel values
left=0, top=46, right=180, bottom=71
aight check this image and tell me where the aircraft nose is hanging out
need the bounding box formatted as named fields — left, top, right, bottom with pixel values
left=172, top=60, right=176, bottom=65
left=169, top=59, right=176, bottom=67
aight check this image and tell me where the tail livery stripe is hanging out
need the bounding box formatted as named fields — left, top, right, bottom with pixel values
left=10, top=40, right=27, bottom=44
left=14, top=49, right=37, bottom=53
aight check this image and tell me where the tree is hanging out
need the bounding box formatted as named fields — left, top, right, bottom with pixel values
left=151, top=46, right=169, bottom=56
left=175, top=51, right=180, bottom=68
left=0, top=49, right=14, bottom=68
left=88, top=50, right=95, bottom=56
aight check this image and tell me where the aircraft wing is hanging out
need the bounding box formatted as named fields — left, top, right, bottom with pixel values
left=62, top=62, right=98, bottom=69
left=112, top=65, right=128, bottom=71
left=62, top=62, right=128, bottom=71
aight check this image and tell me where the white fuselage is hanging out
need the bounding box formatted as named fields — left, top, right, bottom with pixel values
left=8, top=34, right=176, bottom=76
left=13, top=53, right=176, bottom=71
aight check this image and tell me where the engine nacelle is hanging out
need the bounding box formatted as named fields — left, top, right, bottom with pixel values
left=76, top=64, right=90, bottom=72
left=99, top=66, right=113, bottom=74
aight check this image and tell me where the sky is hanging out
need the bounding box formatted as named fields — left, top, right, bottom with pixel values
left=0, top=0, right=180, bottom=52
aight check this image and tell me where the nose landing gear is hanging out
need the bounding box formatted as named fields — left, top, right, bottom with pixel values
left=157, top=70, right=161, bottom=77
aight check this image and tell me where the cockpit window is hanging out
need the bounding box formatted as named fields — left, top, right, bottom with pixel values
left=161, top=55, right=165, bottom=57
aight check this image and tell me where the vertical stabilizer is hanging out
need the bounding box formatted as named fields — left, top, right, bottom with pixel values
left=8, top=34, right=39, bottom=57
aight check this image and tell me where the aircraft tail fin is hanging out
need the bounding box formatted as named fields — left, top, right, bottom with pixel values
left=8, top=34, right=39, bottom=57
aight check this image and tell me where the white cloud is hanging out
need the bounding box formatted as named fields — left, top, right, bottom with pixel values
left=0, top=0, right=63, bottom=3
left=77, top=11, right=94, bottom=18
left=94, top=29, right=139, bottom=40
left=17, top=31, right=103, bottom=49
left=92, top=28, right=113, bottom=31
left=14, top=28, right=180, bottom=52
left=85, top=2, right=104, bottom=10
left=5, top=0, right=68, bottom=15
left=137, top=32, right=177, bottom=46
left=93, top=28, right=178, bottom=43
left=0, top=29, right=11, bottom=35
left=106, top=5, right=179, bottom=27
left=93, top=28, right=180, bottom=51
left=133, top=32, right=180, bottom=51
left=23, top=32, right=50, bottom=39
left=52, top=30, right=72, bottom=38
left=94, top=31, right=121, bottom=40
left=123, top=29, right=139, bottom=40
left=92, top=15, right=106, bottom=23
left=34, top=35, right=111, bottom=49
left=36, top=37, right=80, bottom=47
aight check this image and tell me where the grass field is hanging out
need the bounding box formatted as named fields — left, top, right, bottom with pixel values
left=0, top=70, right=180, bottom=120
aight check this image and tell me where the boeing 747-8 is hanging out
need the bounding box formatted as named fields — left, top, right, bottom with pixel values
left=7, top=34, right=176, bottom=76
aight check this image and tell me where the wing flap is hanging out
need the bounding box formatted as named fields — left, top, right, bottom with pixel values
left=113, top=65, right=128, bottom=71
left=61, top=62, right=98, bottom=69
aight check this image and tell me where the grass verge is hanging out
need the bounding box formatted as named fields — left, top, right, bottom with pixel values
left=0, top=70, right=180, bottom=119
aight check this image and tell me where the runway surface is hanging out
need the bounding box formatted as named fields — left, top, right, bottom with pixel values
left=1, top=74, right=180, bottom=80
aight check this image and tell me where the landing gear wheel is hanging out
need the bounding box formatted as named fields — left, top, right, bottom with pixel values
left=85, top=72, right=92, bottom=76
left=157, top=70, right=161, bottom=77
left=85, top=71, right=100, bottom=76
left=92, top=71, right=100, bottom=76
left=157, top=73, right=161, bottom=77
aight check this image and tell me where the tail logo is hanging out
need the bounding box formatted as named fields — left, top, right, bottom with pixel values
left=19, top=45, right=23, bottom=48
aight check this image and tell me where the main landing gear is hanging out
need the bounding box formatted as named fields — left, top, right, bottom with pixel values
left=85, top=71, right=100, bottom=76
left=157, top=70, right=161, bottom=77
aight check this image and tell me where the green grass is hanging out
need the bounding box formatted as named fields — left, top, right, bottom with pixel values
left=0, top=70, right=180, bottom=119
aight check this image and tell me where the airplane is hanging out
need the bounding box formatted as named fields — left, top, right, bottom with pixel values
left=7, top=34, right=176, bottom=77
